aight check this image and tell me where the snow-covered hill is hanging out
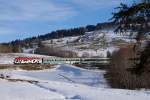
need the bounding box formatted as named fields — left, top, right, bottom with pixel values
left=0, top=64, right=150, bottom=100
left=42, top=30, right=135, bottom=57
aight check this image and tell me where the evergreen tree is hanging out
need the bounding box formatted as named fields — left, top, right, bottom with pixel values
left=111, top=1, right=150, bottom=74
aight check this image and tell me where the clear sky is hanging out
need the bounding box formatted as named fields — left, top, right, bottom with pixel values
left=0, top=0, right=133, bottom=42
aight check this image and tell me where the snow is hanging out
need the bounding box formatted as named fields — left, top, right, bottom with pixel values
left=0, top=54, right=15, bottom=64
left=22, top=48, right=35, bottom=53
left=76, top=46, right=119, bottom=57
left=43, top=36, right=79, bottom=45
left=0, top=79, right=65, bottom=100
left=0, top=64, right=150, bottom=100
left=37, top=81, right=150, bottom=100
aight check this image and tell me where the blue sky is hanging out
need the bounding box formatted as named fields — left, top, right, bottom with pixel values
left=0, top=0, right=133, bottom=42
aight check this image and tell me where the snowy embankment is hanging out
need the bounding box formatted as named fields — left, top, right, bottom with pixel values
left=0, top=64, right=150, bottom=100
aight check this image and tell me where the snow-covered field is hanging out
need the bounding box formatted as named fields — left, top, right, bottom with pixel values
left=0, top=64, right=107, bottom=87
left=0, top=64, right=150, bottom=100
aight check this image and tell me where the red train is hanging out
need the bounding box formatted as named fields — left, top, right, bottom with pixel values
left=14, top=57, right=43, bottom=64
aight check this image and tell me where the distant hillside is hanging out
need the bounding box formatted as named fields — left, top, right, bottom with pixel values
left=0, top=22, right=115, bottom=53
